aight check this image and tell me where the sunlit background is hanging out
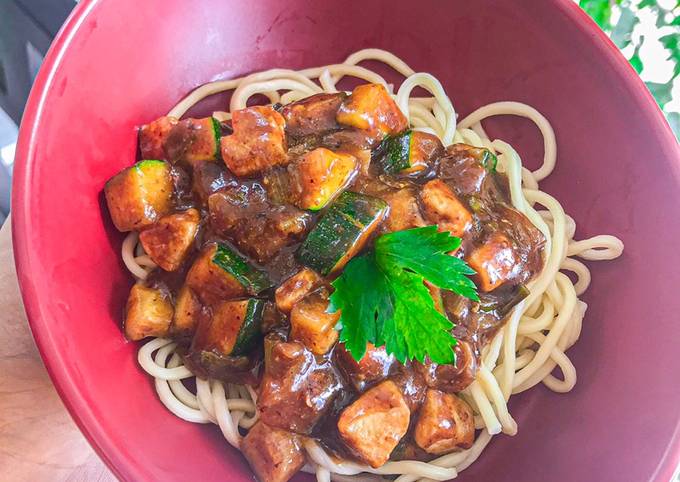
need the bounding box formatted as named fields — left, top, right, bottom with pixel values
left=0, top=0, right=678, bottom=226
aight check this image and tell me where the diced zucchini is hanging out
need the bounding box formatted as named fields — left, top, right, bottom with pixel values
left=124, top=284, right=174, bottom=340
left=241, top=422, right=305, bottom=482
left=275, top=268, right=323, bottom=314
left=414, top=389, right=474, bottom=454
left=104, top=160, right=173, bottom=231
left=337, top=380, right=411, bottom=468
left=296, top=191, right=388, bottom=275
left=186, top=243, right=273, bottom=305
left=221, top=105, right=288, bottom=177
left=139, top=208, right=200, bottom=271
left=419, top=179, right=472, bottom=238
left=290, top=290, right=339, bottom=355
left=138, top=116, right=178, bottom=160
left=378, top=130, right=443, bottom=176
left=290, top=147, right=357, bottom=211
left=171, top=285, right=202, bottom=340
left=164, top=117, right=222, bottom=164
left=191, top=298, right=264, bottom=357
left=336, top=83, right=408, bottom=137
left=281, top=92, right=346, bottom=137
left=465, top=232, right=517, bottom=292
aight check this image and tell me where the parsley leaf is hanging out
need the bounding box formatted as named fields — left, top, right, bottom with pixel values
left=328, top=226, right=479, bottom=364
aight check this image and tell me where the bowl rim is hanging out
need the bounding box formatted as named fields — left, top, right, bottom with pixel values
left=11, top=0, right=680, bottom=481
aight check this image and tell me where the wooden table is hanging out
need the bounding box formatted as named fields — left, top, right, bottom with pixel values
left=0, top=220, right=115, bottom=481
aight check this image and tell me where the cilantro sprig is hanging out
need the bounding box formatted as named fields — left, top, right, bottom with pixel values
left=328, top=226, right=478, bottom=364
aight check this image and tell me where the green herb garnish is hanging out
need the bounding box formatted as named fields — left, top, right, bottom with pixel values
left=328, top=226, right=478, bottom=364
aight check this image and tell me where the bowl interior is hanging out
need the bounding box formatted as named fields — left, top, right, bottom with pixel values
left=13, top=0, right=680, bottom=481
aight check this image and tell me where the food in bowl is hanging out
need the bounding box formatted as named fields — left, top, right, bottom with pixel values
left=103, top=49, right=623, bottom=482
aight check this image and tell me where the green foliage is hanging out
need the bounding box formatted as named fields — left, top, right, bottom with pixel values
left=579, top=0, right=679, bottom=136
left=329, top=226, right=478, bottom=364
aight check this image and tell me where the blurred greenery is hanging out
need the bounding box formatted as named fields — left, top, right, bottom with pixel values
left=579, top=0, right=679, bottom=137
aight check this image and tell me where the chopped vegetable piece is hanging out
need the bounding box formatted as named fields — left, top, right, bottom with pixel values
left=378, top=130, right=443, bottom=176
left=220, top=106, right=288, bottom=177
left=185, top=348, right=258, bottom=385
left=139, top=208, right=200, bottom=271
left=289, top=147, right=357, bottom=211
left=281, top=92, right=346, bottom=137
left=259, top=341, right=342, bottom=434
left=335, top=343, right=396, bottom=392
left=241, top=422, right=305, bottom=482
left=336, top=84, right=408, bottom=138
left=275, top=268, right=323, bottom=313
left=437, top=144, right=497, bottom=197
left=383, top=188, right=426, bottom=232
left=191, top=161, right=236, bottom=204
left=419, top=179, right=472, bottom=237
left=186, top=243, right=272, bottom=305
left=171, top=285, right=202, bottom=340
left=414, top=389, right=474, bottom=454
left=416, top=340, right=478, bottom=393
left=104, top=160, right=173, bottom=231
left=448, top=143, right=498, bottom=172
left=191, top=298, right=265, bottom=357
left=124, top=284, right=173, bottom=340
left=290, top=290, right=339, bottom=355
left=337, top=380, right=410, bottom=468
left=164, top=117, right=222, bottom=164
left=139, top=116, right=178, bottom=160
left=296, top=191, right=388, bottom=275
left=466, top=232, right=517, bottom=292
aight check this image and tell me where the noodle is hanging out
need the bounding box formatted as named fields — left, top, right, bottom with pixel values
left=125, top=49, right=623, bottom=481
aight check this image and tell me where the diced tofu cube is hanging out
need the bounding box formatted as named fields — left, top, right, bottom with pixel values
left=414, top=389, right=474, bottom=454
left=191, top=299, right=263, bottom=357
left=281, top=92, right=346, bottom=137
left=419, top=179, right=472, bottom=237
left=259, top=341, right=342, bottom=434
left=336, top=84, right=408, bottom=137
left=466, top=232, right=517, bottom=292
left=139, top=116, right=178, bottom=160
left=139, top=208, right=200, bottom=271
left=241, top=422, right=305, bottom=482
left=171, top=285, right=202, bottom=339
left=290, top=290, right=339, bottom=355
left=383, top=188, right=426, bottom=232
left=185, top=244, right=250, bottom=305
left=124, top=284, right=174, bottom=340
left=337, top=380, right=411, bottom=467
left=290, top=147, right=357, bottom=211
left=104, top=160, right=173, bottom=232
left=335, top=343, right=395, bottom=392
left=164, top=117, right=221, bottom=164
left=220, top=106, right=288, bottom=177
left=275, top=268, right=323, bottom=313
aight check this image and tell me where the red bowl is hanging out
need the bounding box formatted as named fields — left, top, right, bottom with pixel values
left=12, top=0, right=680, bottom=481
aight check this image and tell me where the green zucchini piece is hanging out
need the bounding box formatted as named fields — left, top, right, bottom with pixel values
left=378, top=130, right=444, bottom=176
left=165, top=117, right=222, bottom=164
left=291, top=147, right=357, bottom=211
left=379, top=130, right=412, bottom=174
left=296, top=191, right=388, bottom=275
left=212, top=243, right=273, bottom=293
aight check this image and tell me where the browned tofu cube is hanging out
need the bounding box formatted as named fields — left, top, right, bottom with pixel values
left=336, top=84, right=408, bottom=137
left=335, top=343, right=396, bottom=392
left=259, top=341, right=342, bottom=434
left=281, top=92, right=346, bottom=137
left=191, top=299, right=263, bottom=357
left=275, top=268, right=323, bottom=314
left=241, top=422, right=305, bottom=482
left=419, top=179, right=472, bottom=238
left=466, top=232, right=517, bottom=292
left=290, top=290, right=339, bottom=355
left=163, top=117, right=221, bottom=164
left=139, top=208, right=200, bottom=271
left=220, top=106, right=288, bottom=177
left=383, top=188, right=426, bottom=232
left=139, top=116, right=178, bottom=160
left=337, top=380, right=410, bottom=467
left=289, top=147, right=357, bottom=211
left=414, top=389, right=474, bottom=454
left=104, top=160, right=173, bottom=232
left=185, top=244, right=256, bottom=305
left=171, top=285, right=202, bottom=339
left=124, top=284, right=174, bottom=340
